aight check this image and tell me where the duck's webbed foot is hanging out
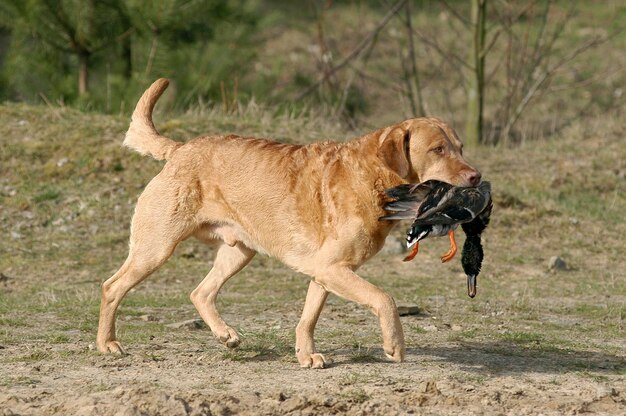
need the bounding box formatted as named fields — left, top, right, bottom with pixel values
left=440, top=230, right=457, bottom=263
left=403, top=242, right=419, bottom=262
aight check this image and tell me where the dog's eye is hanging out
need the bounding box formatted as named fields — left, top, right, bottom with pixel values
left=431, top=146, right=445, bottom=155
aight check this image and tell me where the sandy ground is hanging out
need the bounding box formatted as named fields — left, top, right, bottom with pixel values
left=1, top=105, right=625, bottom=415
left=1, top=291, right=624, bottom=416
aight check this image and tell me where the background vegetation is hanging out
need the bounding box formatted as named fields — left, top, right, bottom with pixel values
left=1, top=0, right=624, bottom=145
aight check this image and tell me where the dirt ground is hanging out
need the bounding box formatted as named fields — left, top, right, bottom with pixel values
left=2, top=345, right=624, bottom=416
left=1, top=245, right=625, bottom=416
left=1, top=105, right=625, bottom=415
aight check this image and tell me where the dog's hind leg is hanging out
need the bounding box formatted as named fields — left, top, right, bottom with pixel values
left=190, top=242, right=256, bottom=348
left=97, top=178, right=193, bottom=354
left=96, top=237, right=180, bottom=354
left=295, top=280, right=330, bottom=368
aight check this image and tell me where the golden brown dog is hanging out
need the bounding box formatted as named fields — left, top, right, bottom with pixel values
left=97, top=79, right=481, bottom=368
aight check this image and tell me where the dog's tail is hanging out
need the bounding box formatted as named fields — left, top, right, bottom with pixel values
left=123, top=78, right=182, bottom=160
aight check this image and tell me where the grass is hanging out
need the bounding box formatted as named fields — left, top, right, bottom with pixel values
left=0, top=82, right=625, bottom=399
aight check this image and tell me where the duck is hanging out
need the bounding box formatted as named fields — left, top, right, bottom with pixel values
left=459, top=199, right=492, bottom=297
left=379, top=180, right=492, bottom=297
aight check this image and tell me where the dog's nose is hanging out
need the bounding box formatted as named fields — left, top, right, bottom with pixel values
left=466, top=170, right=482, bottom=186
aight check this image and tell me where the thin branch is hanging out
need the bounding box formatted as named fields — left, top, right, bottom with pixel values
left=335, top=30, right=380, bottom=117
left=350, top=66, right=406, bottom=94
left=502, top=34, right=611, bottom=138
left=412, top=28, right=474, bottom=72
left=546, top=66, right=625, bottom=94
left=296, top=0, right=408, bottom=100
left=441, top=0, right=471, bottom=28
left=404, top=1, right=426, bottom=116
left=480, top=27, right=501, bottom=59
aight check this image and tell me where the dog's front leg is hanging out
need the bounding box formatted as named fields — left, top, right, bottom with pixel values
left=315, top=266, right=405, bottom=363
left=295, top=280, right=330, bottom=368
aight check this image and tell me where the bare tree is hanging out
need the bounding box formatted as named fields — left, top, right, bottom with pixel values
left=411, top=1, right=614, bottom=145
left=465, top=0, right=487, bottom=147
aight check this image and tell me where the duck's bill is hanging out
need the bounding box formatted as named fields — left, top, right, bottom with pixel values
left=467, top=274, right=477, bottom=298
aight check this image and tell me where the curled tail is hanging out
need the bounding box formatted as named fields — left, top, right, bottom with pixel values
left=123, top=78, right=182, bottom=160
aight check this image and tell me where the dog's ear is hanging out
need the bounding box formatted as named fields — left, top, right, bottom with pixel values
left=378, top=127, right=411, bottom=178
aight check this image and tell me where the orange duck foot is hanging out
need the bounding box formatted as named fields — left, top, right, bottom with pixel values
left=403, top=242, right=419, bottom=262
left=440, top=230, right=457, bottom=263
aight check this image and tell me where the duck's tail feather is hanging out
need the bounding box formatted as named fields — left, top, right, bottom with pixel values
left=384, top=182, right=434, bottom=201
left=379, top=210, right=416, bottom=221
left=383, top=200, right=421, bottom=212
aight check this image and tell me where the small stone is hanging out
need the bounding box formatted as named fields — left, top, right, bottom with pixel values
left=10, top=231, right=23, bottom=240
left=88, top=343, right=96, bottom=351
left=281, top=396, right=308, bottom=412
left=209, top=403, right=230, bottom=416
left=166, top=318, right=205, bottom=330
left=140, top=314, right=158, bottom=322
left=595, top=385, right=617, bottom=399
left=418, top=381, right=440, bottom=394
left=321, top=396, right=336, bottom=407
left=451, top=324, right=462, bottom=331
left=422, top=324, right=438, bottom=332
left=397, top=304, right=421, bottom=316
left=548, top=256, right=568, bottom=271
left=267, top=391, right=287, bottom=402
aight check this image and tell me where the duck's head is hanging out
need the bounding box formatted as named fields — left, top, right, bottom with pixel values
left=461, top=235, right=484, bottom=298
left=406, top=224, right=432, bottom=248
left=377, top=118, right=481, bottom=187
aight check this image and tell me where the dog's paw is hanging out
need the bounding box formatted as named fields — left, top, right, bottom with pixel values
left=297, top=352, right=331, bottom=369
left=384, top=344, right=405, bottom=363
left=98, top=340, right=126, bottom=354
left=217, top=327, right=240, bottom=348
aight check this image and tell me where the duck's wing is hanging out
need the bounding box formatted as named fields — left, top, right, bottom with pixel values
left=418, top=181, right=491, bottom=222
left=411, top=205, right=476, bottom=225
left=414, top=183, right=455, bottom=216
left=380, top=180, right=450, bottom=221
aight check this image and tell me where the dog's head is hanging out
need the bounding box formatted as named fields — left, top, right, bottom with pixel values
left=377, top=118, right=481, bottom=186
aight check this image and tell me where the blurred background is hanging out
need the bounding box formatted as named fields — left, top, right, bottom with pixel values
left=1, top=0, right=624, bottom=145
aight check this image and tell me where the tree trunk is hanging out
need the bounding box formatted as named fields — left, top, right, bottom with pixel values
left=466, top=0, right=487, bottom=147
left=78, top=52, right=89, bottom=96
left=123, top=37, right=132, bottom=79
left=405, top=1, right=426, bottom=117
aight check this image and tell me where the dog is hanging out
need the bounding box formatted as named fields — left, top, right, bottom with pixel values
left=97, top=79, right=481, bottom=368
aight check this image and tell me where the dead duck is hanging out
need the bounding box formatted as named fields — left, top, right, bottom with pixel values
left=459, top=198, right=492, bottom=297
left=380, top=180, right=492, bottom=297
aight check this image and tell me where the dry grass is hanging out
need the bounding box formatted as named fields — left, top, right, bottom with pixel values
left=0, top=102, right=624, bottom=414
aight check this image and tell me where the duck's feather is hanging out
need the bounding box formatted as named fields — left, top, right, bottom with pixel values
left=379, top=211, right=417, bottom=221
left=383, top=200, right=423, bottom=212
left=381, top=180, right=453, bottom=221
left=384, top=181, right=442, bottom=201
left=460, top=197, right=493, bottom=236
left=412, top=205, right=476, bottom=225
